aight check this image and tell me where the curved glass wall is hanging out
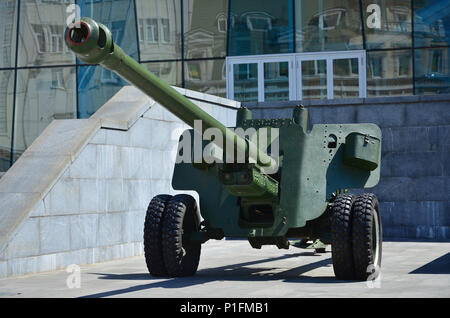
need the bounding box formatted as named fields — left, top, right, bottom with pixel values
left=0, top=0, right=448, bottom=172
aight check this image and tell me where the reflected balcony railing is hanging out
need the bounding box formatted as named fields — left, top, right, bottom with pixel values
left=383, top=21, right=412, bottom=33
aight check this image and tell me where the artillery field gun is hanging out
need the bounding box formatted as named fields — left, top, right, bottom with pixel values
left=65, top=18, right=382, bottom=281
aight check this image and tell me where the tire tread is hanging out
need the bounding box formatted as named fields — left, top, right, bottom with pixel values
left=352, top=193, right=382, bottom=280
left=331, top=194, right=355, bottom=280
left=144, top=194, right=172, bottom=277
left=162, top=194, right=201, bottom=277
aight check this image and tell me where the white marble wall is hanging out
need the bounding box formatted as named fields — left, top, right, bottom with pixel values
left=0, top=87, right=238, bottom=278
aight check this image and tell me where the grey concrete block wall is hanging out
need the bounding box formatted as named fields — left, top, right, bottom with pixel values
left=246, top=94, right=450, bottom=241
left=0, top=86, right=238, bottom=278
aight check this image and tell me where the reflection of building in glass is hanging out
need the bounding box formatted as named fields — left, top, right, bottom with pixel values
left=301, top=60, right=327, bottom=100
left=233, top=63, right=258, bottom=102
left=367, top=50, right=413, bottom=96
left=230, top=0, right=292, bottom=56
left=19, top=1, right=74, bottom=67
left=415, top=47, right=450, bottom=94
left=14, top=1, right=76, bottom=161
left=0, top=1, right=18, bottom=172
left=0, top=0, right=449, bottom=173
left=264, top=62, right=289, bottom=101
left=333, top=58, right=359, bottom=98
left=183, top=0, right=228, bottom=97
left=77, top=0, right=139, bottom=119
left=14, top=67, right=75, bottom=157
left=298, top=1, right=363, bottom=52
left=414, top=1, right=449, bottom=47
left=137, top=0, right=180, bottom=65
left=0, top=70, right=14, bottom=172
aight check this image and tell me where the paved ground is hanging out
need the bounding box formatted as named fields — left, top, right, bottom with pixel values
left=0, top=240, right=449, bottom=298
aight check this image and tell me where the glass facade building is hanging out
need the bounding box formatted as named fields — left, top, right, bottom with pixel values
left=0, top=0, right=449, bottom=172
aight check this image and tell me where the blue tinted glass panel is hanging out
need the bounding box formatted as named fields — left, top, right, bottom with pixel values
left=414, top=0, right=450, bottom=47
left=14, top=67, right=76, bottom=159
left=77, top=0, right=138, bottom=63
left=0, top=70, right=14, bottom=172
left=229, top=0, right=293, bottom=56
left=77, top=65, right=127, bottom=118
left=0, top=0, right=18, bottom=68
left=415, top=47, right=450, bottom=94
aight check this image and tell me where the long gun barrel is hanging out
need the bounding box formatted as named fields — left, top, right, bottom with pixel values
left=65, top=18, right=276, bottom=170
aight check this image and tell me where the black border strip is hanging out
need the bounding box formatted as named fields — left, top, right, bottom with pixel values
left=0, top=297, right=441, bottom=311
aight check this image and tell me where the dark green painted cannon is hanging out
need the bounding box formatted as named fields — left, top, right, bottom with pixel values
left=66, top=18, right=382, bottom=281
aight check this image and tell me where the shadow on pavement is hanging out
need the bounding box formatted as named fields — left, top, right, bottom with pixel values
left=409, top=252, right=450, bottom=274
left=82, top=251, right=356, bottom=298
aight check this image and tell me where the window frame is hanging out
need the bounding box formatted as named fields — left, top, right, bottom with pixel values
left=226, top=50, right=367, bottom=102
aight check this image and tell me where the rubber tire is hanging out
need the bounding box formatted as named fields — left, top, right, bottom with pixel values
left=331, top=194, right=355, bottom=280
left=315, top=248, right=326, bottom=253
left=162, top=194, right=201, bottom=277
left=143, top=194, right=172, bottom=277
left=352, top=193, right=382, bottom=281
